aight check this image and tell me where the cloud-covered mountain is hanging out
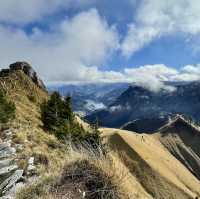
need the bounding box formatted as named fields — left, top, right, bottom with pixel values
left=86, top=81, right=200, bottom=131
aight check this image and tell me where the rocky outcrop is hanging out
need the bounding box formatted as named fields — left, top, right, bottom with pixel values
left=0, top=130, right=24, bottom=199
left=0, top=62, right=46, bottom=91
left=0, top=128, right=38, bottom=199
left=10, top=62, right=46, bottom=91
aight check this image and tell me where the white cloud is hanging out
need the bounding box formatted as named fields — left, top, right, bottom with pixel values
left=171, top=64, right=200, bottom=82
left=121, top=25, right=159, bottom=56
left=0, top=9, right=119, bottom=83
left=0, top=0, right=94, bottom=25
left=122, top=0, right=200, bottom=56
left=79, top=64, right=200, bottom=92
left=124, top=64, right=178, bottom=92
left=109, top=103, right=131, bottom=113
left=122, top=64, right=200, bottom=92
left=85, top=100, right=106, bottom=111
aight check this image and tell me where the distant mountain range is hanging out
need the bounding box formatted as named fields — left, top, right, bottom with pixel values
left=86, top=81, right=200, bottom=132
left=48, top=83, right=129, bottom=115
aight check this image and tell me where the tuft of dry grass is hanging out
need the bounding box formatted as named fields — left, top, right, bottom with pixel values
left=16, top=143, right=133, bottom=199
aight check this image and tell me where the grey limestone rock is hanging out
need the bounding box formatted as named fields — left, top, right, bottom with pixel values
left=0, top=170, right=24, bottom=195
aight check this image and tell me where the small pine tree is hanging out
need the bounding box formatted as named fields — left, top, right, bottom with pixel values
left=41, top=92, right=101, bottom=147
left=63, top=96, right=73, bottom=122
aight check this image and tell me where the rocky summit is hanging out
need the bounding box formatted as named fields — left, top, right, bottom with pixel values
left=0, top=62, right=46, bottom=91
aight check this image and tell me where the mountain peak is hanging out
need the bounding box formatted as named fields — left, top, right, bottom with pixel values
left=0, top=61, right=46, bottom=91
left=159, top=114, right=200, bottom=134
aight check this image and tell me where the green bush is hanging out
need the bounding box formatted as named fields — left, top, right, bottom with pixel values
left=41, top=92, right=101, bottom=146
left=0, top=90, right=15, bottom=124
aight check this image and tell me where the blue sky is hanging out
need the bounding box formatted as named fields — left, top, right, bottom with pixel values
left=1, top=0, right=200, bottom=91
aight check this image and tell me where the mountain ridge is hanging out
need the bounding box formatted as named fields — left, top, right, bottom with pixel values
left=86, top=81, right=200, bottom=132
left=101, top=125, right=200, bottom=199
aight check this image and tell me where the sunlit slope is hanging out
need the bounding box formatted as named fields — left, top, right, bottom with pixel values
left=101, top=128, right=200, bottom=199
left=0, top=70, right=48, bottom=127
left=156, top=115, right=200, bottom=181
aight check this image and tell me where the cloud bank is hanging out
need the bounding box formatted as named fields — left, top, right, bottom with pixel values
left=91, top=64, right=200, bottom=92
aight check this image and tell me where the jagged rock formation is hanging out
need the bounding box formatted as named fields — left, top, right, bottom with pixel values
left=0, top=62, right=46, bottom=91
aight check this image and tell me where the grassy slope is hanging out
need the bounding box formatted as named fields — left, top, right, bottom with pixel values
left=101, top=128, right=200, bottom=199
left=0, top=70, right=66, bottom=174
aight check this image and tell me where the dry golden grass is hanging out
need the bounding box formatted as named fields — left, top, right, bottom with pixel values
left=16, top=143, right=134, bottom=199
left=101, top=128, right=200, bottom=199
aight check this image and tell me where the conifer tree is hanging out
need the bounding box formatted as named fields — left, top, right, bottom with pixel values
left=41, top=91, right=101, bottom=147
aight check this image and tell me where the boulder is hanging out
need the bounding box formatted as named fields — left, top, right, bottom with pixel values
left=0, top=195, right=14, bottom=199
left=4, top=182, right=25, bottom=198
